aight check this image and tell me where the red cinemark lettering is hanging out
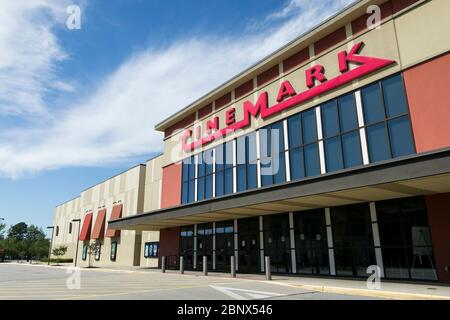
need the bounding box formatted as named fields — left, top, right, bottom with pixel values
left=306, top=65, right=327, bottom=88
left=277, top=81, right=297, bottom=102
left=182, top=42, right=395, bottom=152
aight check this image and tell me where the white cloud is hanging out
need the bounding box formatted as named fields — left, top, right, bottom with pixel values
left=0, top=0, right=354, bottom=178
left=0, top=0, right=70, bottom=117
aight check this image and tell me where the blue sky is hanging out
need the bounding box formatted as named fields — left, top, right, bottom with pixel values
left=0, top=0, right=353, bottom=236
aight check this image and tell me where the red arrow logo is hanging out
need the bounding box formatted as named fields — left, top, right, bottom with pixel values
left=183, top=42, right=395, bottom=151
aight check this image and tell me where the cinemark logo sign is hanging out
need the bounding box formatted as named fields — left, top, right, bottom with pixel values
left=182, top=42, right=395, bottom=152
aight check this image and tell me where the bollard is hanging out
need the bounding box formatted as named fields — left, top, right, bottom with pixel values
left=180, top=256, right=184, bottom=274
left=203, top=256, right=208, bottom=276
left=265, top=256, right=271, bottom=280
left=230, top=255, right=236, bottom=278
left=161, top=256, right=166, bottom=273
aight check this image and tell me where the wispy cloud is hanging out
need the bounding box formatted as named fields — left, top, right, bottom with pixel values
left=0, top=0, right=354, bottom=178
left=0, top=0, right=70, bottom=117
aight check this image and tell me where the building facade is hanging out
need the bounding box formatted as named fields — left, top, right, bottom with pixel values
left=53, top=0, right=450, bottom=283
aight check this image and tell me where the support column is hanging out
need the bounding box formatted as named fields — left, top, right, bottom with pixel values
left=193, top=224, right=198, bottom=269
left=355, top=90, right=370, bottom=165
left=316, top=107, right=326, bottom=175
left=212, top=221, right=216, bottom=270
left=259, top=216, right=265, bottom=272
left=325, top=208, right=336, bottom=275
left=370, top=202, right=385, bottom=278
left=289, top=212, right=297, bottom=274
left=234, top=219, right=238, bottom=271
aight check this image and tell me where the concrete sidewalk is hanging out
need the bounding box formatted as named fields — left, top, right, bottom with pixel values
left=10, top=262, right=450, bottom=300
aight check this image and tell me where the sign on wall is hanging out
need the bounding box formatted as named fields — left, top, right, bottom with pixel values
left=182, top=42, right=395, bottom=152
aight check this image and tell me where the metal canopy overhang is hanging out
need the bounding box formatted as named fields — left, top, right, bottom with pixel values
left=109, top=149, right=450, bottom=231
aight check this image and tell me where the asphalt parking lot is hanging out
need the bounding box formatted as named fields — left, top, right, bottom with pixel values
left=0, top=263, right=379, bottom=300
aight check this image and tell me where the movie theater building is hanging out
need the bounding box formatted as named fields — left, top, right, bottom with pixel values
left=53, top=0, right=450, bottom=283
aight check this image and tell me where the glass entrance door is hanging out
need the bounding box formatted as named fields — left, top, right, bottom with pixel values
left=263, top=214, right=291, bottom=273
left=294, top=209, right=330, bottom=275
left=196, top=223, right=213, bottom=271
left=215, top=221, right=234, bottom=272
left=331, top=203, right=376, bottom=277
left=180, top=226, right=194, bottom=270
left=238, top=217, right=260, bottom=273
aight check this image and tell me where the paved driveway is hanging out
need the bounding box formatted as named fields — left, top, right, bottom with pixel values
left=0, top=263, right=378, bottom=300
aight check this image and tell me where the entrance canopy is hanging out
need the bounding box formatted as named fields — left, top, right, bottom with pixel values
left=108, top=149, right=450, bottom=231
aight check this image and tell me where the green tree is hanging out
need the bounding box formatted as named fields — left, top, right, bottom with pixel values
left=8, top=222, right=28, bottom=241
left=52, top=245, right=68, bottom=264
left=0, top=222, right=6, bottom=240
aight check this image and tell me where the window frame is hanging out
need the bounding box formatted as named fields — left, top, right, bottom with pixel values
left=361, top=74, right=416, bottom=163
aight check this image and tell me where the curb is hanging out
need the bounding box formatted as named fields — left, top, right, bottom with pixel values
left=271, top=281, right=450, bottom=300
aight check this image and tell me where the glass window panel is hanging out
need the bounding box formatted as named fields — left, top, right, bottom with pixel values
left=321, top=100, right=340, bottom=138
left=338, top=93, right=358, bottom=132
left=205, top=161, right=213, bottom=176
left=236, top=136, right=246, bottom=165
left=247, top=162, right=258, bottom=190
left=362, top=83, right=385, bottom=124
left=388, top=116, right=415, bottom=158
left=289, top=147, right=305, bottom=181
left=215, top=144, right=224, bottom=172
left=197, top=157, right=205, bottom=177
left=288, top=115, right=302, bottom=148
left=205, top=175, right=213, bottom=199
left=188, top=156, right=195, bottom=179
left=382, top=74, right=408, bottom=118
left=237, top=164, right=247, bottom=192
left=225, top=141, right=234, bottom=169
left=302, top=109, right=318, bottom=144
left=181, top=182, right=188, bottom=204
left=224, top=168, right=233, bottom=194
left=271, top=121, right=285, bottom=154
left=260, top=158, right=273, bottom=186
left=260, top=126, right=271, bottom=158
left=215, top=170, right=224, bottom=197
left=247, top=133, right=257, bottom=163
left=324, top=136, right=344, bottom=172
left=366, top=123, right=391, bottom=162
left=182, top=159, right=189, bottom=182
left=304, top=143, right=320, bottom=177
left=342, top=131, right=363, bottom=168
left=204, top=149, right=214, bottom=175
left=197, top=177, right=205, bottom=201
left=273, top=152, right=286, bottom=184
left=188, top=180, right=195, bottom=202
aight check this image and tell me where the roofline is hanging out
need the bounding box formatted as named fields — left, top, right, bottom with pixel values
left=144, top=152, right=163, bottom=163
left=154, top=0, right=369, bottom=131
left=55, top=163, right=146, bottom=208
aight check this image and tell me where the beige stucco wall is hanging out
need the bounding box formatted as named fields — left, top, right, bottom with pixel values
left=52, top=165, right=148, bottom=267
left=52, top=156, right=163, bottom=268
left=52, top=197, right=81, bottom=260
left=140, top=155, right=163, bottom=268
left=161, top=0, right=449, bottom=167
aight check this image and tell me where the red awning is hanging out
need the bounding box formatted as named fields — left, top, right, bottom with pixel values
left=79, top=212, right=93, bottom=241
left=92, top=209, right=106, bottom=240
left=106, top=204, right=123, bottom=238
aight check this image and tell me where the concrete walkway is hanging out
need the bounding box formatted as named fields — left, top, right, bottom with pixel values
left=10, top=262, right=450, bottom=300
